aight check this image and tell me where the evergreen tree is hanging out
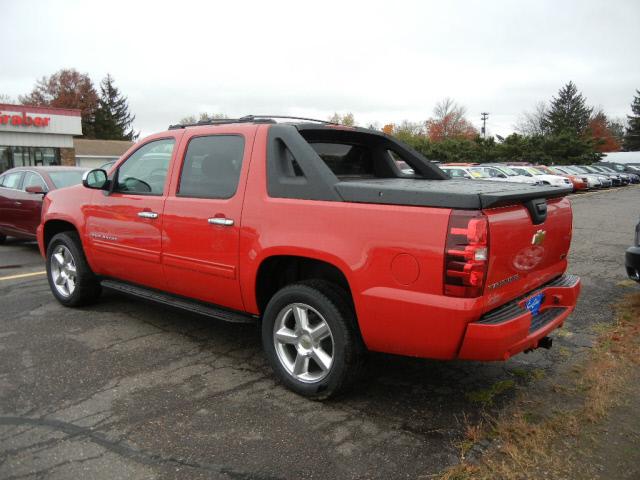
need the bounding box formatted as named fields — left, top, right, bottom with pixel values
left=94, top=75, right=137, bottom=140
left=542, top=81, right=592, bottom=136
left=624, top=89, right=640, bottom=151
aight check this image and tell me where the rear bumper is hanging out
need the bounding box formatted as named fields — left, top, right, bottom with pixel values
left=626, top=246, right=640, bottom=282
left=457, top=274, right=581, bottom=361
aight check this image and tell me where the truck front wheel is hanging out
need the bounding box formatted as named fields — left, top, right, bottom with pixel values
left=46, top=232, right=101, bottom=307
left=261, top=280, right=364, bottom=399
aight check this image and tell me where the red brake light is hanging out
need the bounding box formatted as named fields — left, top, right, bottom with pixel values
left=444, top=210, right=489, bottom=297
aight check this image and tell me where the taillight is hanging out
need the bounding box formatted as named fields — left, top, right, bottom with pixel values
left=444, top=210, right=489, bottom=298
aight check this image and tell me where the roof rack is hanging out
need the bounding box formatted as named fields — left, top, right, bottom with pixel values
left=168, top=115, right=337, bottom=130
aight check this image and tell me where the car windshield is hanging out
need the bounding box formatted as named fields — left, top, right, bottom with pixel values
left=511, top=167, right=532, bottom=177
left=569, top=166, right=589, bottom=174
left=468, top=167, right=491, bottom=178
left=441, top=168, right=470, bottom=179
left=527, top=167, right=545, bottom=175
left=48, top=171, right=85, bottom=189
left=582, top=166, right=600, bottom=173
left=495, top=166, right=519, bottom=176
left=607, top=163, right=625, bottom=172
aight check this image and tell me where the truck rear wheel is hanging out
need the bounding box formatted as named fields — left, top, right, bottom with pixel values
left=261, top=280, right=364, bottom=399
left=46, top=232, right=101, bottom=307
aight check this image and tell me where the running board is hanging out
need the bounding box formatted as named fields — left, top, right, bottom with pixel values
left=101, top=279, right=257, bottom=324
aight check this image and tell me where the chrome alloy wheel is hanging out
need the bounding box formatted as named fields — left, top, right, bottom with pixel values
left=50, top=245, right=77, bottom=297
left=273, top=303, right=334, bottom=383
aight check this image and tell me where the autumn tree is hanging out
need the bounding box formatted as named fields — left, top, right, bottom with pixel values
left=588, top=110, right=621, bottom=152
left=624, top=89, right=640, bottom=151
left=542, top=82, right=592, bottom=136
left=426, top=98, right=477, bottom=141
left=328, top=112, right=355, bottom=126
left=94, top=75, right=138, bottom=140
left=20, top=69, right=99, bottom=138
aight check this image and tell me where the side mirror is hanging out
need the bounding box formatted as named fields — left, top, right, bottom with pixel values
left=25, top=185, right=46, bottom=194
left=82, top=169, right=109, bottom=190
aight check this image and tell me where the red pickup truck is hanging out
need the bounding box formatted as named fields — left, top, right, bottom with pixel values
left=38, top=116, right=580, bottom=398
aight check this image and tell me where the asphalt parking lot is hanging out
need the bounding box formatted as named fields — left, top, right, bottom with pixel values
left=1, top=186, right=639, bottom=480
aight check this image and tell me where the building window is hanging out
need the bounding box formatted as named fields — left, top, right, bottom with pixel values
left=0, top=147, right=61, bottom=173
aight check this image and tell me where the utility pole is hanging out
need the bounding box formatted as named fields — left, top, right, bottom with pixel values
left=480, top=112, right=489, bottom=139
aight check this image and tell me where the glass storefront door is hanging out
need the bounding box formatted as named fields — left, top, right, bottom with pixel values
left=0, top=146, right=61, bottom=173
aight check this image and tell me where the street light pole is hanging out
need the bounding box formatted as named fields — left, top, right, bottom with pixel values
left=480, top=112, right=489, bottom=139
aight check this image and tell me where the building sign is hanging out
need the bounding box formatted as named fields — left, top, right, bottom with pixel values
left=0, top=111, right=51, bottom=127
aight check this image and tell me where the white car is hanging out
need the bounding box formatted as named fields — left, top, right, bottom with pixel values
left=509, top=166, right=573, bottom=188
left=440, top=165, right=511, bottom=182
left=476, top=165, right=542, bottom=185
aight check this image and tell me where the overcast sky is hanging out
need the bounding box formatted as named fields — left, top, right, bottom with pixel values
left=2, top=0, right=639, bottom=137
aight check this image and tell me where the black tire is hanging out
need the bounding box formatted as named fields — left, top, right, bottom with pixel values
left=46, top=231, right=101, bottom=307
left=261, top=280, right=365, bottom=399
left=0, top=233, right=5, bottom=245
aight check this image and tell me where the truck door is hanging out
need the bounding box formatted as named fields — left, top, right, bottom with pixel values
left=161, top=128, right=255, bottom=311
left=84, top=134, right=181, bottom=290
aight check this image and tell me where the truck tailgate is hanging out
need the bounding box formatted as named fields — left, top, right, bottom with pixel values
left=482, top=197, right=573, bottom=312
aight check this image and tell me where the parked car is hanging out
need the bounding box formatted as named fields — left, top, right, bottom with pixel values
left=590, top=165, right=635, bottom=185
left=579, top=165, right=624, bottom=186
left=440, top=165, right=496, bottom=181
left=535, top=165, right=589, bottom=191
left=626, top=218, right=640, bottom=282
left=0, top=166, right=87, bottom=243
left=562, top=166, right=611, bottom=188
left=37, top=117, right=581, bottom=398
left=478, top=164, right=542, bottom=185
left=599, top=162, right=640, bottom=183
left=507, top=165, right=573, bottom=189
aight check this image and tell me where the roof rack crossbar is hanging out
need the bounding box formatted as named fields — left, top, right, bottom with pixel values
left=168, top=115, right=338, bottom=130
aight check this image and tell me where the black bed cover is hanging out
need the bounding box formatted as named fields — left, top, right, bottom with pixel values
left=335, top=178, right=572, bottom=210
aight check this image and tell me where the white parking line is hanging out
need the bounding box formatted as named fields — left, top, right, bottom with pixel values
left=0, top=271, right=46, bottom=282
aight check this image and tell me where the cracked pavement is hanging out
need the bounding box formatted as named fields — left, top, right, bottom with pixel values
left=1, top=186, right=639, bottom=479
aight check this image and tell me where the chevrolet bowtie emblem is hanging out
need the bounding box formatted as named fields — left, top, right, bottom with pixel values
left=531, top=229, right=546, bottom=246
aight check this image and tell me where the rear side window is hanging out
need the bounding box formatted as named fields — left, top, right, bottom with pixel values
left=178, top=135, right=245, bottom=199
left=0, top=172, right=24, bottom=189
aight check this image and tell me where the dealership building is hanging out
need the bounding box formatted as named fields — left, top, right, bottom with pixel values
left=0, top=103, right=132, bottom=173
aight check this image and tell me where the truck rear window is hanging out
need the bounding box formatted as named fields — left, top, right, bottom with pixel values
left=309, top=143, right=372, bottom=177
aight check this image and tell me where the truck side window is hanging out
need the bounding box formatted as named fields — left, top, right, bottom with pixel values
left=115, top=139, right=175, bottom=195
left=178, top=135, right=245, bottom=199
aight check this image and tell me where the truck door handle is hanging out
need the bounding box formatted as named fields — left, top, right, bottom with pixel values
left=208, top=217, right=234, bottom=226
left=138, top=211, right=159, bottom=219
